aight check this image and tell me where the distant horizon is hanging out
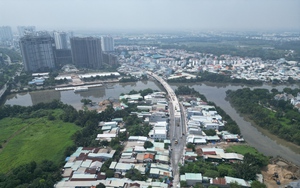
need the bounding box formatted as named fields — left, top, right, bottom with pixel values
left=6, top=27, right=300, bottom=36
left=1, top=0, right=299, bottom=34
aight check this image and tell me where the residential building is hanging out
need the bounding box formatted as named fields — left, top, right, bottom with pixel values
left=19, top=35, right=56, bottom=72
left=54, top=49, right=72, bottom=68
left=149, top=112, right=168, bottom=123
left=148, top=129, right=167, bottom=140
left=70, top=37, right=103, bottom=69
left=103, top=53, right=118, bottom=65
left=211, top=176, right=251, bottom=187
left=0, top=26, right=13, bottom=41
left=101, top=36, right=114, bottom=52
left=53, top=31, right=68, bottom=49
left=180, top=173, right=203, bottom=186
left=143, top=153, right=155, bottom=163
left=17, top=26, right=36, bottom=37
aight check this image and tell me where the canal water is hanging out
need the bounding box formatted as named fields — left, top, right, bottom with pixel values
left=4, top=81, right=300, bottom=165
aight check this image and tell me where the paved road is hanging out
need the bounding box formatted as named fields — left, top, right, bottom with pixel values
left=147, top=72, right=186, bottom=188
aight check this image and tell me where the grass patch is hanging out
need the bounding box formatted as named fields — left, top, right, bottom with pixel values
left=225, top=145, right=261, bottom=156
left=0, top=118, right=27, bottom=143
left=268, top=110, right=290, bottom=127
left=0, top=109, right=81, bottom=173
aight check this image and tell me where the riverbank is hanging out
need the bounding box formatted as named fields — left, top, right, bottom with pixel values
left=4, top=81, right=300, bottom=167
left=242, top=114, right=300, bottom=155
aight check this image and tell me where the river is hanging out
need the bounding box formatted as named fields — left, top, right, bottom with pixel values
left=4, top=81, right=300, bottom=165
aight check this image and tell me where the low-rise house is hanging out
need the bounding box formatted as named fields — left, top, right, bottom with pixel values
left=155, top=154, right=169, bottom=164
left=206, top=135, right=221, bottom=142
left=96, top=133, right=117, bottom=141
left=109, top=162, right=134, bottom=173
left=184, top=151, right=198, bottom=162
left=222, top=134, right=239, bottom=142
left=119, top=93, right=143, bottom=101
left=180, top=173, right=203, bottom=186
left=149, top=112, right=168, bottom=122
left=121, top=152, right=133, bottom=159
left=99, top=121, right=118, bottom=127
left=148, top=129, right=167, bottom=140
left=136, top=153, right=145, bottom=163
left=149, top=168, right=171, bottom=178
left=143, top=153, right=155, bottom=163
left=137, top=105, right=153, bottom=111
left=111, top=117, right=123, bottom=122
left=119, top=158, right=137, bottom=164
left=196, top=147, right=224, bottom=156
left=188, top=127, right=203, bottom=135
left=211, top=176, right=251, bottom=187
left=202, top=122, right=219, bottom=130
left=128, top=136, right=148, bottom=142
left=150, top=163, right=170, bottom=171
left=186, top=135, right=207, bottom=145
left=219, top=153, right=244, bottom=162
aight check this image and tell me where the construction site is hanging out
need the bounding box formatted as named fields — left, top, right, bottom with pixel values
left=262, top=157, right=300, bottom=188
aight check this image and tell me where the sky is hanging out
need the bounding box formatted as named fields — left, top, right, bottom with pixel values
left=1, top=0, right=300, bottom=32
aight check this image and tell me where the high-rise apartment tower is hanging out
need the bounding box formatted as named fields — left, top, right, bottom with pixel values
left=19, top=35, right=56, bottom=72
left=53, top=31, right=68, bottom=49
left=17, top=26, right=36, bottom=37
left=0, top=26, right=13, bottom=41
left=70, top=37, right=103, bottom=69
left=101, top=36, right=114, bottom=52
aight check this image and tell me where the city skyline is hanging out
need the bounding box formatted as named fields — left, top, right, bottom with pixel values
left=0, top=0, right=299, bottom=32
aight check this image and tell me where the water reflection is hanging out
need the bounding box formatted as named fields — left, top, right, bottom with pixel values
left=4, top=81, right=300, bottom=165
left=30, top=90, right=61, bottom=105
left=170, top=82, right=300, bottom=165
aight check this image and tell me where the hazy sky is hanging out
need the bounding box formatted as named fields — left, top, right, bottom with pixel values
left=1, top=0, right=299, bottom=32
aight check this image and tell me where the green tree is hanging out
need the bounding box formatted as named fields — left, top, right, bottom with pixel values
left=194, top=183, right=205, bottom=188
left=186, top=143, right=195, bottom=151
left=105, top=169, right=114, bottom=178
left=251, top=181, right=267, bottom=188
left=144, top=141, right=153, bottom=149
left=203, top=129, right=216, bottom=136
left=180, top=181, right=188, bottom=187
left=96, top=182, right=106, bottom=188
left=81, top=99, right=92, bottom=105
left=125, top=168, right=147, bottom=181
left=230, top=181, right=242, bottom=188
left=203, top=170, right=219, bottom=178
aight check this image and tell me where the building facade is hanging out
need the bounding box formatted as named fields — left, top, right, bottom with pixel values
left=70, top=37, right=103, bottom=69
left=53, top=31, right=68, bottom=49
left=19, top=35, right=56, bottom=72
left=0, top=26, right=13, bottom=41
left=101, top=36, right=114, bottom=52
left=17, top=26, right=36, bottom=37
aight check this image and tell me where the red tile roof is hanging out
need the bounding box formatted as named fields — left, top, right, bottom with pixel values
left=213, top=178, right=226, bottom=185
left=144, top=153, right=154, bottom=160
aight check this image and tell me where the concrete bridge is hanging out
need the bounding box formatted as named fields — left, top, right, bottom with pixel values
left=147, top=71, right=186, bottom=188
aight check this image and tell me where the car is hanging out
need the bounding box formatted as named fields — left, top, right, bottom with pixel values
left=174, top=140, right=178, bottom=144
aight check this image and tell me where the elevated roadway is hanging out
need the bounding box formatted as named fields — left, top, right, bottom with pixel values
left=147, top=72, right=186, bottom=188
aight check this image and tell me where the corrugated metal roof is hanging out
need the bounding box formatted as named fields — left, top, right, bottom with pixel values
left=225, top=176, right=250, bottom=187
left=71, top=174, right=96, bottom=179
left=109, top=161, right=117, bottom=169
left=185, top=173, right=202, bottom=180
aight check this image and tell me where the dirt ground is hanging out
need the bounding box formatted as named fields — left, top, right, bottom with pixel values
left=97, top=99, right=120, bottom=112
left=262, top=158, right=300, bottom=188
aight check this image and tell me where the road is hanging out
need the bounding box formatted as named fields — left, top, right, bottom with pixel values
left=147, top=72, right=186, bottom=188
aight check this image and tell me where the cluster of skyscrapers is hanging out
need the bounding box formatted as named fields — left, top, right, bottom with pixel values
left=0, top=26, right=117, bottom=72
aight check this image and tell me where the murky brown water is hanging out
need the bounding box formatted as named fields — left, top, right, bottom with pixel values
left=4, top=81, right=300, bottom=165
